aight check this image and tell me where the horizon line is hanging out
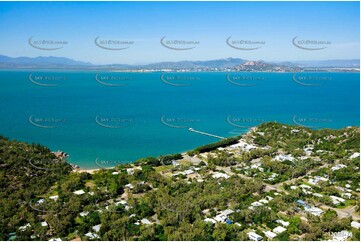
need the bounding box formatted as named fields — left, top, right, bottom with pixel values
left=0, top=54, right=360, bottom=67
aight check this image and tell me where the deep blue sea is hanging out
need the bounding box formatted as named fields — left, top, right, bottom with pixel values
left=0, top=70, right=359, bottom=168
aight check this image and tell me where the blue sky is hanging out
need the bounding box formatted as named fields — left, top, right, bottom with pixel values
left=0, top=1, right=359, bottom=65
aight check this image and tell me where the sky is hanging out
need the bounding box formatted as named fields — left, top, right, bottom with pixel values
left=0, top=1, right=359, bottom=65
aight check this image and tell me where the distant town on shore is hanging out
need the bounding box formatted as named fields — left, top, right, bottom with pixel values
left=0, top=55, right=359, bottom=72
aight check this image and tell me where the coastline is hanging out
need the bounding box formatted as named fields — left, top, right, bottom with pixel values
left=73, top=168, right=99, bottom=174
left=71, top=131, right=247, bottom=173
left=72, top=151, right=191, bottom=174
left=67, top=123, right=358, bottom=173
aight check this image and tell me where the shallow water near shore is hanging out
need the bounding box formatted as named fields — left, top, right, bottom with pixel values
left=0, top=70, right=359, bottom=169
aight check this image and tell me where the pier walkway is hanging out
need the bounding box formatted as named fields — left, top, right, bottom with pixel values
left=188, top=128, right=225, bottom=139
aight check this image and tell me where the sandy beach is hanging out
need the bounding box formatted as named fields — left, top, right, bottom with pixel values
left=74, top=168, right=100, bottom=174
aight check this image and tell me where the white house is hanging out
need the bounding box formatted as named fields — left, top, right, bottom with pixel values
left=212, top=172, right=230, bottom=179
left=19, top=223, right=31, bottom=231
left=273, top=226, right=287, bottom=234
left=73, top=190, right=85, bottom=195
left=230, top=140, right=257, bottom=151
left=183, top=169, right=194, bottom=175
left=304, top=206, right=323, bottom=216
left=140, top=218, right=152, bottom=225
left=116, top=200, right=128, bottom=206
left=84, top=232, right=99, bottom=239
left=274, top=154, right=295, bottom=162
left=41, top=221, right=48, bottom=227
left=308, top=176, right=329, bottom=185
left=259, top=199, right=269, bottom=204
left=204, top=218, right=216, bottom=224
left=330, top=195, right=346, bottom=205
left=264, top=230, right=277, bottom=239
left=331, top=164, right=347, bottom=171
left=302, top=189, right=312, bottom=195
left=300, top=184, right=312, bottom=190
left=221, top=209, right=234, bottom=216
left=125, top=183, right=134, bottom=189
left=276, top=219, right=289, bottom=227
left=251, top=201, right=263, bottom=207
left=332, top=230, right=352, bottom=241
left=214, top=214, right=227, bottom=223
left=126, top=167, right=142, bottom=175
left=92, top=224, right=101, bottom=232
left=49, top=195, right=59, bottom=201
left=341, top=193, right=352, bottom=199
left=349, top=152, right=360, bottom=159
left=351, top=221, right=360, bottom=229
left=247, top=231, right=263, bottom=241
left=251, top=163, right=261, bottom=169
left=79, top=211, right=89, bottom=217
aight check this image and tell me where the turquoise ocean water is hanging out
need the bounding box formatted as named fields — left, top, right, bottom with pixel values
left=0, top=70, right=359, bottom=168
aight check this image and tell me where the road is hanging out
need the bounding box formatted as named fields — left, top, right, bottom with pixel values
left=320, top=205, right=359, bottom=220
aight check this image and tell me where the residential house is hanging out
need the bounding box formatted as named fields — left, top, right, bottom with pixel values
left=341, top=193, right=352, bottom=199
left=304, top=206, right=323, bottom=216
left=331, top=164, right=347, bottom=171
left=204, top=218, right=216, bottom=224
left=332, top=230, right=352, bottom=241
left=212, top=172, right=230, bottom=179
left=351, top=221, right=360, bottom=229
left=73, top=190, right=85, bottom=195
left=92, top=224, right=101, bottom=233
left=273, top=226, right=287, bottom=234
left=274, top=154, right=295, bottom=162
left=247, top=232, right=263, bottom=241
left=264, top=230, right=277, bottom=239
left=330, top=195, right=346, bottom=205
left=49, top=195, right=59, bottom=201
left=84, top=232, right=99, bottom=239
left=140, top=218, right=152, bottom=225
left=349, top=152, right=360, bottom=160
left=276, top=219, right=289, bottom=227
left=125, top=183, right=134, bottom=189
left=19, top=223, right=31, bottom=232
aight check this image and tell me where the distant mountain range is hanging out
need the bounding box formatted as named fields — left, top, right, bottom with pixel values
left=270, top=59, right=360, bottom=68
left=142, top=58, right=247, bottom=69
left=0, top=55, right=359, bottom=70
left=0, top=55, right=92, bottom=68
